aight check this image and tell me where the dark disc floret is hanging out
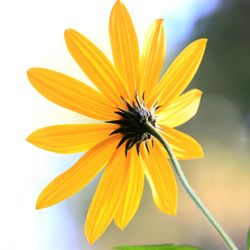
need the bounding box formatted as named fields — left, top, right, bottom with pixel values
left=107, top=92, right=160, bottom=155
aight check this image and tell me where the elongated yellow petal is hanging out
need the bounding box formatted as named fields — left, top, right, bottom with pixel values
left=141, top=142, right=177, bottom=215
left=36, top=136, right=119, bottom=209
left=27, top=123, right=117, bottom=154
left=85, top=147, right=128, bottom=244
left=157, top=89, right=202, bottom=127
left=27, top=68, right=116, bottom=120
left=114, top=147, right=144, bottom=229
left=149, top=39, right=207, bottom=108
left=160, top=125, right=204, bottom=159
left=64, top=29, right=128, bottom=104
left=109, top=0, right=139, bottom=97
left=140, top=19, right=166, bottom=101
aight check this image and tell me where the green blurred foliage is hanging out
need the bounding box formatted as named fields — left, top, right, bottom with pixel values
left=113, top=244, right=201, bottom=250
left=247, top=227, right=250, bottom=250
left=191, top=0, right=250, bottom=114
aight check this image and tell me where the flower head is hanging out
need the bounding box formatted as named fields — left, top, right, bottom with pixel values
left=27, top=0, right=206, bottom=244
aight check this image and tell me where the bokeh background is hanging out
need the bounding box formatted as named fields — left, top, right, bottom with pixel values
left=1, top=0, right=249, bottom=249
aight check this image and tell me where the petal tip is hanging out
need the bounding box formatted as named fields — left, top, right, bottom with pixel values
left=26, top=132, right=37, bottom=145
left=64, top=28, right=72, bottom=34
left=190, top=38, right=208, bottom=52
left=64, top=28, right=71, bottom=38
left=194, top=140, right=204, bottom=158
left=27, top=68, right=32, bottom=76
left=191, top=140, right=204, bottom=159
left=192, top=143, right=204, bottom=159
left=113, top=0, right=122, bottom=8
left=84, top=223, right=96, bottom=245
left=170, top=209, right=177, bottom=216
left=27, top=68, right=36, bottom=78
left=158, top=205, right=177, bottom=216
left=86, top=238, right=95, bottom=246
left=36, top=191, right=51, bottom=210
left=199, top=38, right=208, bottom=47
left=170, top=197, right=178, bottom=216
left=115, top=220, right=126, bottom=231
left=27, top=68, right=43, bottom=80
left=64, top=28, right=75, bottom=40
left=26, top=134, right=32, bottom=142
left=156, top=18, right=164, bottom=25
left=199, top=147, right=204, bottom=158
left=167, top=202, right=177, bottom=216
left=192, top=88, right=203, bottom=97
left=26, top=130, right=38, bottom=142
left=36, top=199, right=44, bottom=210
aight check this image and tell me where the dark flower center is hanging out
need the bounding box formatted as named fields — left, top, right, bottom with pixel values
left=107, top=93, right=159, bottom=155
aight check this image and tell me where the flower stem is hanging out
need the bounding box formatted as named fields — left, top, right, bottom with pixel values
left=144, top=121, right=238, bottom=250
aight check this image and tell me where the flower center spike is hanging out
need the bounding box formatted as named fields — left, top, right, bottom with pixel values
left=107, top=93, right=159, bottom=155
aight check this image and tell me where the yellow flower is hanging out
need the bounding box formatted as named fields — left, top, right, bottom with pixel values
left=27, top=0, right=207, bottom=244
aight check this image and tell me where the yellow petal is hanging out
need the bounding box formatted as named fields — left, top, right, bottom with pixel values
left=140, top=19, right=166, bottom=101
left=27, top=123, right=117, bottom=154
left=64, top=29, right=128, bottom=105
left=109, top=0, right=139, bottom=97
left=160, top=125, right=204, bottom=160
left=141, top=141, right=177, bottom=215
left=85, top=147, right=128, bottom=244
left=36, top=135, right=119, bottom=209
left=114, top=147, right=144, bottom=229
left=27, top=68, right=116, bottom=120
left=149, top=39, right=207, bottom=108
left=157, top=89, right=202, bottom=127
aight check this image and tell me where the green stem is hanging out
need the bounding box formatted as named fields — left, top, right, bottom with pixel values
left=144, top=122, right=238, bottom=250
